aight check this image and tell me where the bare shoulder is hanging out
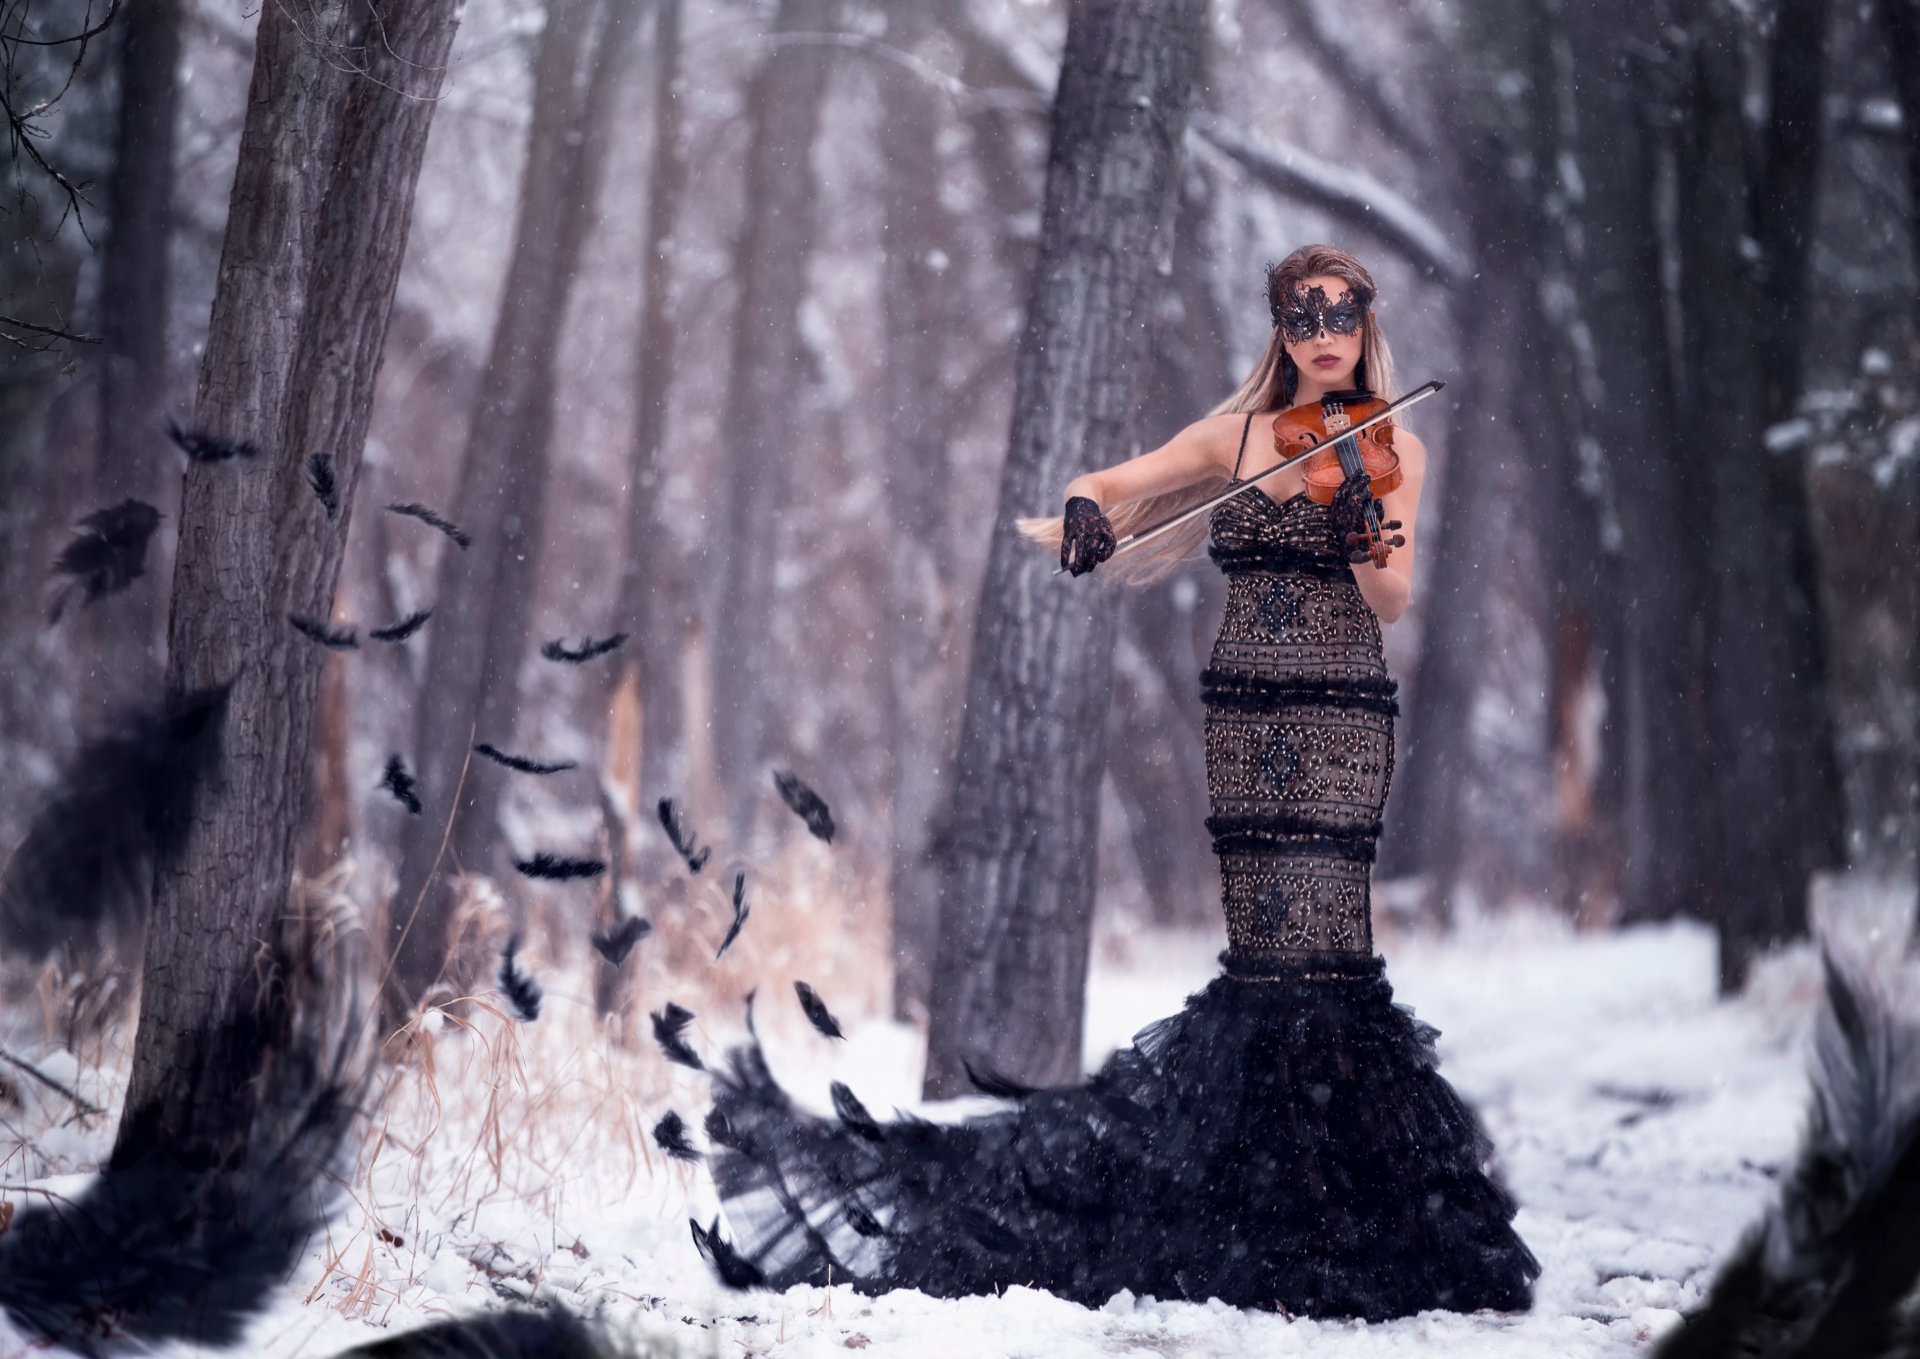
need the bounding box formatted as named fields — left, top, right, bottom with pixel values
left=1187, top=410, right=1259, bottom=474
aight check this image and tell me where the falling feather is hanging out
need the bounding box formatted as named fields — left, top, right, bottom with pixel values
left=589, top=916, right=651, bottom=966
left=166, top=416, right=259, bottom=463
left=474, top=742, right=577, bottom=775
left=656, top=797, right=709, bottom=874
left=289, top=614, right=357, bottom=650
left=830, top=1081, right=883, bottom=1141
left=845, top=1201, right=885, bottom=1237
left=46, top=500, right=162, bottom=625
left=369, top=608, right=433, bottom=642
left=305, top=453, right=339, bottom=520
left=496, top=936, right=542, bottom=1022
left=794, top=982, right=844, bottom=1040
left=651, top=1003, right=703, bottom=1071
left=714, top=871, right=750, bottom=961
left=513, top=852, right=604, bottom=882
left=541, top=633, right=629, bottom=664
left=378, top=755, right=421, bottom=814
left=965, top=1060, right=1040, bottom=1098
left=772, top=769, right=835, bottom=844
left=689, top=1216, right=765, bottom=1289
left=652, top=1110, right=701, bottom=1163
left=386, top=501, right=472, bottom=549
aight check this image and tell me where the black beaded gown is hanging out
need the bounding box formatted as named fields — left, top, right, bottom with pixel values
left=692, top=432, right=1541, bottom=1319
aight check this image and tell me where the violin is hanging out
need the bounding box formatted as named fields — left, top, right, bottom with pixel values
left=1271, top=388, right=1407, bottom=569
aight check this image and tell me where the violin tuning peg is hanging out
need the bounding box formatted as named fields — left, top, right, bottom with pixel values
left=1390, top=534, right=1406, bottom=547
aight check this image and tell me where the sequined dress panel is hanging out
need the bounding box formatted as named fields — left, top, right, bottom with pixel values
left=1204, top=483, right=1399, bottom=963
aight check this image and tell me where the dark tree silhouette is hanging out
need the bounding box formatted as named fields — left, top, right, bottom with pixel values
left=922, top=0, right=1209, bottom=1097
left=120, top=0, right=463, bottom=1156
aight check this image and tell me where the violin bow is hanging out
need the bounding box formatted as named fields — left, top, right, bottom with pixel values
left=1052, top=379, right=1446, bottom=577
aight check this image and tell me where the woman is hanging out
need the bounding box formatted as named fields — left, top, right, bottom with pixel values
left=690, top=244, right=1540, bottom=1320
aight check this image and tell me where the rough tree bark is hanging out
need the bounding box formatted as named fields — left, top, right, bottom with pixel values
left=921, top=0, right=1208, bottom=1098
left=120, top=0, right=462, bottom=1158
left=707, top=0, right=838, bottom=832
left=390, top=0, right=638, bottom=1019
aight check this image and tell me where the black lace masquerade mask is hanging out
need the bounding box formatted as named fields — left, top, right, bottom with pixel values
left=1267, top=273, right=1376, bottom=344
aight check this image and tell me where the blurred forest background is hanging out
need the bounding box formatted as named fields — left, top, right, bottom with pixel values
left=0, top=0, right=1915, bottom=1099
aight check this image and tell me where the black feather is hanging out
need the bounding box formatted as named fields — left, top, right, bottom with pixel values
left=46, top=499, right=163, bottom=624
left=651, top=1002, right=703, bottom=1071
left=652, top=1110, right=702, bottom=1163
left=690, top=1216, right=766, bottom=1289
left=714, top=870, right=750, bottom=961
left=166, top=415, right=259, bottom=463
left=771, top=769, right=836, bottom=844
left=328, top=1307, right=609, bottom=1358
left=474, top=742, right=577, bottom=775
left=794, top=981, right=845, bottom=1040
left=0, top=683, right=228, bottom=959
left=830, top=1080, right=883, bottom=1141
left=704, top=1107, right=740, bottom=1149
left=845, top=1201, right=886, bottom=1238
left=289, top=613, right=358, bottom=650
left=378, top=755, right=421, bottom=815
left=964, top=1059, right=1040, bottom=1099
left=1652, top=952, right=1920, bottom=1359
left=305, top=453, right=340, bottom=520
left=0, top=935, right=359, bottom=1353
left=656, top=796, right=710, bottom=874
left=589, top=915, right=651, bottom=966
left=513, top=852, right=605, bottom=882
left=497, top=936, right=542, bottom=1022
left=368, top=608, right=433, bottom=642
left=541, top=633, right=630, bottom=664
left=386, top=501, right=472, bottom=549
left=954, top=1203, right=1023, bottom=1255
left=0, top=684, right=229, bottom=962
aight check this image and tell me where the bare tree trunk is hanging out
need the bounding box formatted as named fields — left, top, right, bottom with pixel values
left=708, top=0, right=839, bottom=833
left=94, top=0, right=178, bottom=499
left=1883, top=0, right=1920, bottom=929
left=389, top=0, right=638, bottom=1017
left=878, top=0, right=961, bottom=1021
left=613, top=0, right=689, bottom=816
left=1554, top=0, right=1711, bottom=926
left=922, top=0, right=1207, bottom=1098
left=120, top=0, right=461, bottom=1159
left=1676, top=1, right=1847, bottom=990
left=1383, top=0, right=1569, bottom=914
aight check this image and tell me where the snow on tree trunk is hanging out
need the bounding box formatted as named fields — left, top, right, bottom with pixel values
left=921, top=0, right=1207, bottom=1098
left=121, top=0, right=462, bottom=1158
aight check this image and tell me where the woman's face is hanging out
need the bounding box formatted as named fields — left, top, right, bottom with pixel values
left=1276, top=273, right=1367, bottom=389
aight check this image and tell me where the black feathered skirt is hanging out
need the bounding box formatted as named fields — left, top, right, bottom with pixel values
left=698, top=953, right=1540, bottom=1319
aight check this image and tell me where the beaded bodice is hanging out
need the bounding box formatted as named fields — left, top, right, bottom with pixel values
left=1202, top=484, right=1399, bottom=967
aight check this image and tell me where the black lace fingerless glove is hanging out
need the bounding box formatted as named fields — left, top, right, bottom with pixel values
left=1326, top=468, right=1378, bottom=549
left=1061, top=496, right=1117, bottom=576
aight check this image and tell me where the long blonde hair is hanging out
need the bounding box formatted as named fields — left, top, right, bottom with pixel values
left=1016, top=244, right=1400, bottom=586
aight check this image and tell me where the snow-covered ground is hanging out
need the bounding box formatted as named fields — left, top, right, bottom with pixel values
left=0, top=896, right=1867, bottom=1358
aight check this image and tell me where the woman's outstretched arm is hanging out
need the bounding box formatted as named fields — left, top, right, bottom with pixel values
left=1061, top=413, right=1242, bottom=509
